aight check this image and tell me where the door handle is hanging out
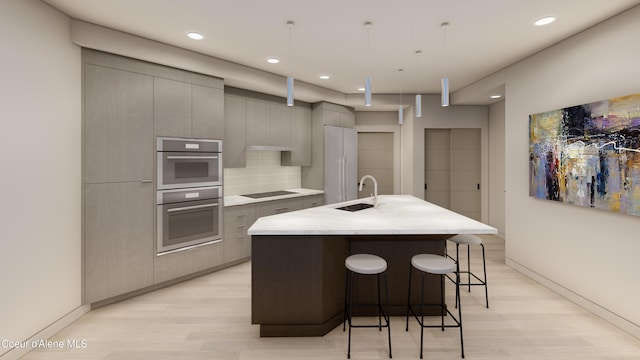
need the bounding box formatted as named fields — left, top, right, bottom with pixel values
left=167, top=203, right=218, bottom=213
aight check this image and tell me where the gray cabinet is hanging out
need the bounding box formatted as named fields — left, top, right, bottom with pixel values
left=256, top=198, right=305, bottom=218
left=154, top=78, right=224, bottom=139
left=83, top=62, right=155, bottom=304
left=84, top=64, right=154, bottom=183
left=193, top=85, right=224, bottom=139
left=223, top=204, right=256, bottom=263
left=84, top=182, right=154, bottom=303
left=224, top=95, right=247, bottom=168
left=303, top=194, right=324, bottom=208
left=153, top=241, right=224, bottom=284
left=270, top=104, right=292, bottom=148
left=282, top=105, right=312, bottom=166
left=246, top=99, right=271, bottom=146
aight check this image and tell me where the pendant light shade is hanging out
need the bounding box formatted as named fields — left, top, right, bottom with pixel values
left=287, top=76, right=294, bottom=106
left=441, top=77, right=449, bottom=107
left=414, top=50, right=422, bottom=118
left=286, top=21, right=295, bottom=106
left=398, top=105, right=404, bottom=125
left=415, top=94, right=422, bottom=118
left=365, top=76, right=372, bottom=107
left=441, top=22, right=450, bottom=108
left=363, top=21, right=373, bottom=107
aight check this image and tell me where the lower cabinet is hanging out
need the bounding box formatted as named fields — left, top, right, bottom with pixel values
left=223, top=194, right=324, bottom=261
left=223, top=204, right=256, bottom=263
left=255, top=198, right=305, bottom=218
left=153, top=241, right=224, bottom=284
left=84, top=182, right=154, bottom=304
left=303, top=195, right=324, bottom=209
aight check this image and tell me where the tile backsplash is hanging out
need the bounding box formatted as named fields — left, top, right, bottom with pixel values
left=223, top=151, right=301, bottom=196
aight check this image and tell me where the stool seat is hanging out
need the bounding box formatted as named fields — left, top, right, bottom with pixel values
left=411, top=254, right=456, bottom=275
left=345, top=254, right=387, bottom=274
left=448, top=234, right=482, bottom=246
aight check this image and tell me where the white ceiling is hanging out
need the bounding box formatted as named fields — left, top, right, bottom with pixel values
left=43, top=0, right=640, bottom=107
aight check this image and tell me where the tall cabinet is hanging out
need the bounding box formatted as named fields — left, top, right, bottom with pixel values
left=83, top=58, right=155, bottom=304
left=82, top=49, right=225, bottom=304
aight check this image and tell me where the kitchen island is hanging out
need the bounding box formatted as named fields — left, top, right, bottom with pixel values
left=248, top=195, right=497, bottom=337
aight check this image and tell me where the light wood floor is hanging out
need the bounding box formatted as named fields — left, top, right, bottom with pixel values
left=23, top=236, right=640, bottom=359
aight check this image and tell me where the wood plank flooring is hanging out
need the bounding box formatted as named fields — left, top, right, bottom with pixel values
left=23, top=236, right=640, bottom=359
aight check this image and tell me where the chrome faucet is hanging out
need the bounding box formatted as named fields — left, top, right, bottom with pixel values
left=359, top=175, right=378, bottom=207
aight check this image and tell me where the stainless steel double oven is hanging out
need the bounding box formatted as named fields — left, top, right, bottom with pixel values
left=156, top=137, right=223, bottom=255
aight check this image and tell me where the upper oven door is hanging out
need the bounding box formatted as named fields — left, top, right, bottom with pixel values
left=157, top=151, right=222, bottom=189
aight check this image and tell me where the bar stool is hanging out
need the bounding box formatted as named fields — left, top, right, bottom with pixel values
left=406, top=254, right=464, bottom=359
left=343, top=254, right=392, bottom=359
left=446, top=234, right=489, bottom=308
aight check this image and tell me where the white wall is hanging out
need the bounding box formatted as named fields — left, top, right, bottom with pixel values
left=408, top=96, right=490, bottom=223
left=457, top=5, right=640, bottom=336
left=0, top=0, right=82, bottom=358
left=489, top=101, right=506, bottom=237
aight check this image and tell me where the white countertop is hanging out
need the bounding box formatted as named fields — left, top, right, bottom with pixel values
left=248, top=195, right=498, bottom=236
left=224, top=188, right=324, bottom=207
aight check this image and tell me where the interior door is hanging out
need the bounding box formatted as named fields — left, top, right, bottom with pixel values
left=425, top=128, right=481, bottom=220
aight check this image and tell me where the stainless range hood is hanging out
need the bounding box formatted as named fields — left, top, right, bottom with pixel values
left=247, top=145, right=293, bottom=152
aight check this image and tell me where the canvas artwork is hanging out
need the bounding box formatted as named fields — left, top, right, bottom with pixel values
left=529, top=92, right=640, bottom=216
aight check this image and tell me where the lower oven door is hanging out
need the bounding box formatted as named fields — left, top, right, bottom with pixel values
left=157, top=198, right=220, bottom=254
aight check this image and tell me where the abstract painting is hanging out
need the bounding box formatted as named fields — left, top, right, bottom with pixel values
left=529, top=93, right=640, bottom=216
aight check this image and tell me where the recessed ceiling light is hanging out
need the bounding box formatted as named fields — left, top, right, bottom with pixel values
left=187, top=32, right=204, bottom=40
left=490, top=95, right=502, bottom=99
left=357, top=87, right=365, bottom=92
left=266, top=57, right=280, bottom=64
left=319, top=75, right=330, bottom=80
left=534, top=16, right=556, bottom=26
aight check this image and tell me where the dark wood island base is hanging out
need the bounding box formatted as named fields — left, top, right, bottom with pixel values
left=251, top=234, right=449, bottom=337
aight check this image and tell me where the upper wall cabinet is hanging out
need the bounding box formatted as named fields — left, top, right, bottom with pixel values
left=225, top=87, right=312, bottom=168
left=246, top=100, right=292, bottom=148
left=224, top=95, right=247, bottom=168
left=154, top=79, right=224, bottom=139
left=282, top=105, right=312, bottom=166
left=84, top=64, right=154, bottom=184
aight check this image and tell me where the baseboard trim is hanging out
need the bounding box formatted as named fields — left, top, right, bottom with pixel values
left=506, top=257, right=640, bottom=340
left=0, top=305, right=90, bottom=360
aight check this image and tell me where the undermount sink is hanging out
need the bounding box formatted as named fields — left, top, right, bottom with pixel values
left=336, top=203, right=374, bottom=212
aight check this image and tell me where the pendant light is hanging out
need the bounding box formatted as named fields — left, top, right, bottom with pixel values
left=398, top=68, right=404, bottom=125
left=441, top=22, right=450, bottom=107
left=415, top=50, right=422, bottom=117
left=286, top=20, right=295, bottom=107
left=364, top=21, right=373, bottom=107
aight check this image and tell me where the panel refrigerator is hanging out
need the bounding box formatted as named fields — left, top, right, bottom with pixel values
left=324, top=125, right=357, bottom=204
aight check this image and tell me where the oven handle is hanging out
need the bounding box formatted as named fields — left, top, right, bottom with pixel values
left=166, top=203, right=218, bottom=213
left=166, top=155, right=219, bottom=160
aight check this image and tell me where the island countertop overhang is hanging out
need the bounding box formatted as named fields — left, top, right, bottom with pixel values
left=247, top=195, right=497, bottom=236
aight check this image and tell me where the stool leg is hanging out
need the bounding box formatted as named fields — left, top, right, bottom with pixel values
left=457, top=269, right=465, bottom=359
left=455, top=243, right=460, bottom=309
left=384, top=273, right=392, bottom=358
left=347, top=271, right=353, bottom=359
left=343, top=270, right=348, bottom=331
left=466, top=244, right=471, bottom=293
left=420, top=271, right=425, bottom=359
left=481, top=243, right=489, bottom=308
left=440, top=273, right=445, bottom=331
left=377, top=274, right=382, bottom=331
left=406, top=264, right=412, bottom=332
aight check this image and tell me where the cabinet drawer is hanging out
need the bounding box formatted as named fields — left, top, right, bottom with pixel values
left=255, top=198, right=304, bottom=218
left=303, top=195, right=324, bottom=208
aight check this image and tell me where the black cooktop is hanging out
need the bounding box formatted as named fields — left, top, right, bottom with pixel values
left=242, top=190, right=298, bottom=199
